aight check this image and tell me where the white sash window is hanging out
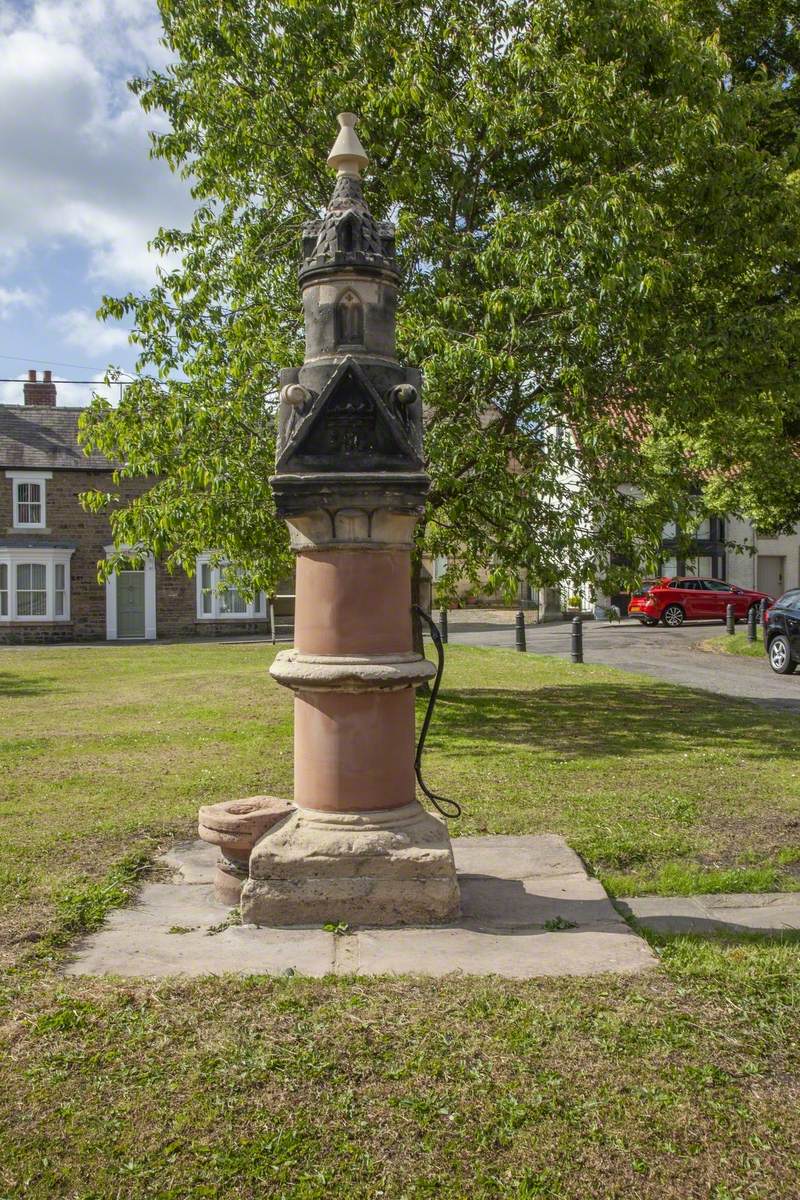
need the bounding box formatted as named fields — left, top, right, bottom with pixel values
left=6, top=471, right=52, bottom=529
left=0, top=549, right=73, bottom=622
left=196, top=554, right=265, bottom=619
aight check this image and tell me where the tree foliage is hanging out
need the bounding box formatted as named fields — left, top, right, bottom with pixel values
left=81, top=0, right=800, bottom=597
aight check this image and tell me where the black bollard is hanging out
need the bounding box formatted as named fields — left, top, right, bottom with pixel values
left=571, top=615, right=583, bottom=663
left=759, top=598, right=768, bottom=629
left=747, top=605, right=757, bottom=643
left=439, top=608, right=448, bottom=644
left=515, top=609, right=527, bottom=653
left=726, top=603, right=735, bottom=635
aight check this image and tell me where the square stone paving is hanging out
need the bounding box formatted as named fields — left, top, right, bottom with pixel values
left=63, top=835, right=657, bottom=979
left=619, top=892, right=800, bottom=935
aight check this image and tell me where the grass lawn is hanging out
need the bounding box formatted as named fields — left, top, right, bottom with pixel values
left=1, top=641, right=799, bottom=1197
left=1, top=641, right=799, bottom=960
left=702, top=631, right=767, bottom=659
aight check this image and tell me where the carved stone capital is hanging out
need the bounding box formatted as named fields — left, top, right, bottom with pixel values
left=271, top=471, right=429, bottom=549
left=285, top=507, right=420, bottom=550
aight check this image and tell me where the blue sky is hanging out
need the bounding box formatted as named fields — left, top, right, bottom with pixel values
left=0, top=0, right=194, bottom=405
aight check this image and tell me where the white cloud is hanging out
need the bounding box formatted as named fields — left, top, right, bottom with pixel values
left=0, top=1, right=193, bottom=288
left=0, top=370, right=117, bottom=408
left=56, top=307, right=132, bottom=355
left=0, top=373, right=28, bottom=405
left=0, top=287, right=39, bottom=319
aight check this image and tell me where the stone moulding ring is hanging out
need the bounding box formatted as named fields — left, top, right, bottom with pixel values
left=269, top=648, right=436, bottom=692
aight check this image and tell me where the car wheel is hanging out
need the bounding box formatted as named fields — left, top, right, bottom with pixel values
left=768, top=635, right=797, bottom=675
left=662, top=605, right=684, bottom=627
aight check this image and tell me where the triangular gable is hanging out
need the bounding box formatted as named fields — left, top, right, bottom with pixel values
left=276, top=357, right=423, bottom=473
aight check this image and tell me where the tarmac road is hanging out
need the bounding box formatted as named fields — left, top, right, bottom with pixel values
left=445, top=613, right=800, bottom=714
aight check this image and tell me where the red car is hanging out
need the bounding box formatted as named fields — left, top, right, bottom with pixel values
left=628, top=577, right=773, bottom=627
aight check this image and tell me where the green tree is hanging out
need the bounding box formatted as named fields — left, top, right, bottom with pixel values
left=82, top=0, right=800, bottom=599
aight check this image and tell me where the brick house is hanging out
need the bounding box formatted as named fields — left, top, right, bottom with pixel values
left=0, top=371, right=274, bottom=644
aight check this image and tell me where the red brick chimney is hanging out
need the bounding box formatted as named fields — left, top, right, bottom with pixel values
left=23, top=369, right=57, bottom=408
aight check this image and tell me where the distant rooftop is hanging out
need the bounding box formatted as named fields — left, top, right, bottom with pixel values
left=0, top=369, right=115, bottom=470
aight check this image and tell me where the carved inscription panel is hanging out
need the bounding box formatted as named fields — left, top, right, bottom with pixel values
left=301, top=375, right=394, bottom=457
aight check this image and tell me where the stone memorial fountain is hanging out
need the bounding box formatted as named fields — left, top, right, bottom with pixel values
left=203, top=113, right=459, bottom=926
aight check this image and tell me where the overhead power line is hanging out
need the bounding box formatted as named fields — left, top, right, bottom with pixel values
left=0, top=353, right=133, bottom=376
left=0, top=377, right=127, bottom=385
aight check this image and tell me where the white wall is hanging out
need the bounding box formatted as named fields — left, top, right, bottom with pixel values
left=725, top=517, right=800, bottom=593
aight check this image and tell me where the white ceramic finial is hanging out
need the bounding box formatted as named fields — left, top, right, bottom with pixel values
left=327, top=112, right=369, bottom=177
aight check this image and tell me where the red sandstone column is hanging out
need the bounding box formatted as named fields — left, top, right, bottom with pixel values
left=292, top=549, right=415, bottom=813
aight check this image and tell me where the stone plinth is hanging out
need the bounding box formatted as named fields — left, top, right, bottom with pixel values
left=242, top=801, right=459, bottom=926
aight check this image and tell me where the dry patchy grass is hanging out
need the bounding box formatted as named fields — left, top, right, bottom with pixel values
left=1, top=937, right=799, bottom=1199
left=1, top=643, right=800, bottom=1197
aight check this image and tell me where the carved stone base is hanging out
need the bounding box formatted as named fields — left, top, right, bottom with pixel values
left=241, top=801, right=460, bottom=927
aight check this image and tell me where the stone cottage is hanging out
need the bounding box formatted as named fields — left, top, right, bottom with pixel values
left=0, top=371, right=275, bottom=644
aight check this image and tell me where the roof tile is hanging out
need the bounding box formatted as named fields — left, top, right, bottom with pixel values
left=0, top=406, right=115, bottom=471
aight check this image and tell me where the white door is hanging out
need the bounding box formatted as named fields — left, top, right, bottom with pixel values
left=757, top=555, right=784, bottom=598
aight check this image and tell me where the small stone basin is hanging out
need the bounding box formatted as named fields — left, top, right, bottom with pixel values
left=198, top=795, right=294, bottom=904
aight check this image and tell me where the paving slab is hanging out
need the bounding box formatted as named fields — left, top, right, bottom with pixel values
left=159, top=840, right=216, bottom=884
left=64, top=835, right=657, bottom=979
left=351, top=925, right=654, bottom=978
left=615, top=896, right=711, bottom=935
left=459, top=873, right=616, bottom=931
left=452, top=834, right=586, bottom=880
left=621, top=893, right=800, bottom=935
left=65, top=924, right=335, bottom=978
left=699, top=892, right=800, bottom=912
left=100, top=883, right=228, bottom=931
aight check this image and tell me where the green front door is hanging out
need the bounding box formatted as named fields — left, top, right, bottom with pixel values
left=116, top=569, right=145, bottom=639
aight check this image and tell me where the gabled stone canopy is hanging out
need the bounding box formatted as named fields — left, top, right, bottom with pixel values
left=275, top=356, right=423, bottom=474
left=272, top=113, right=428, bottom=530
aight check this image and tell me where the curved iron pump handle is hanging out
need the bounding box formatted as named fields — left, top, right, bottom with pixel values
left=412, top=604, right=462, bottom=819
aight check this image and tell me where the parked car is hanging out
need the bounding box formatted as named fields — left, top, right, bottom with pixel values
left=763, top=589, right=800, bottom=674
left=627, top=580, right=664, bottom=621
left=628, top=577, right=773, bottom=627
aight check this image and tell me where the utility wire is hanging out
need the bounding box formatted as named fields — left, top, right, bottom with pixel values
left=0, top=353, right=133, bottom=375
left=0, top=377, right=127, bottom=385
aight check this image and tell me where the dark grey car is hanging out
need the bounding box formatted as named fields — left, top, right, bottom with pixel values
left=764, top=589, right=800, bottom=674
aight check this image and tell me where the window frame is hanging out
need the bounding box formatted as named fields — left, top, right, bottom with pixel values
left=195, top=554, right=266, bottom=621
left=0, top=547, right=73, bottom=622
left=5, top=471, right=52, bottom=530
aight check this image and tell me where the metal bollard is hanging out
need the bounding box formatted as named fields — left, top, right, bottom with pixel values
left=571, top=615, right=583, bottom=663
left=438, top=608, right=448, bottom=644
left=759, top=598, right=767, bottom=628
left=515, top=609, right=527, bottom=653
left=726, top=603, right=735, bottom=635
left=747, top=605, right=757, bottom=643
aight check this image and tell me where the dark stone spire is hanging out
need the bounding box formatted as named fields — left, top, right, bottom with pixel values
left=273, top=112, right=425, bottom=493
left=299, top=113, right=397, bottom=281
